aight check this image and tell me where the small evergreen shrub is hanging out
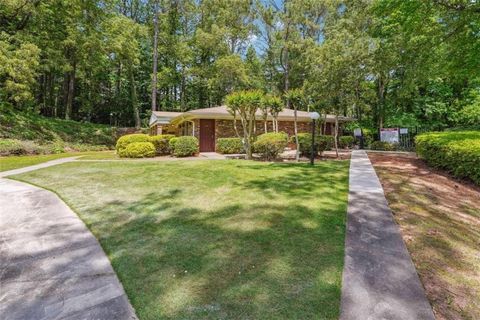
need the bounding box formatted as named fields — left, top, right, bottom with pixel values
left=339, top=136, right=355, bottom=149
left=216, top=138, right=244, bottom=154
left=116, top=134, right=150, bottom=153
left=317, top=135, right=334, bottom=151
left=149, top=134, right=175, bottom=155
left=416, top=131, right=480, bottom=185
left=169, top=136, right=199, bottom=157
left=118, top=142, right=155, bottom=158
left=293, top=133, right=334, bottom=157
left=0, top=139, right=26, bottom=156
left=369, top=141, right=397, bottom=151
left=253, top=132, right=288, bottom=161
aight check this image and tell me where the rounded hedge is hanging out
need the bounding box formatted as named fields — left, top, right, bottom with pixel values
left=149, top=134, right=176, bottom=155
left=293, top=133, right=333, bottom=157
left=118, top=141, right=155, bottom=158
left=216, top=138, right=244, bottom=154
left=253, top=132, right=288, bottom=161
left=169, top=136, right=199, bottom=157
left=369, top=141, right=396, bottom=151
left=116, top=134, right=150, bottom=153
left=416, top=131, right=480, bottom=185
left=339, top=136, right=355, bottom=149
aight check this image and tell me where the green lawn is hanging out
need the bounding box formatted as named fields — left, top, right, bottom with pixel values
left=12, top=160, right=349, bottom=319
left=0, top=151, right=118, bottom=172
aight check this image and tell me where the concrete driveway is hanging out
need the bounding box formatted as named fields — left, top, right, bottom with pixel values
left=0, top=178, right=137, bottom=320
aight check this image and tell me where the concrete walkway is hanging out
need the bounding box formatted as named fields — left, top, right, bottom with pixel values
left=340, top=150, right=434, bottom=320
left=0, top=157, right=79, bottom=178
left=0, top=178, right=137, bottom=320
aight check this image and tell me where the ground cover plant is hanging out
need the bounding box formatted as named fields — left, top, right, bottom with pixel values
left=12, top=159, right=349, bottom=319
left=0, top=105, right=116, bottom=146
left=369, top=153, right=480, bottom=320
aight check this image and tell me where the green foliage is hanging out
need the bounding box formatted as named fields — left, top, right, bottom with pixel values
left=416, top=131, right=480, bottom=185
left=294, top=134, right=335, bottom=157
left=225, top=90, right=264, bottom=159
left=0, top=139, right=27, bottom=156
left=169, top=136, right=199, bottom=157
left=115, top=134, right=150, bottom=153
left=118, top=141, right=155, bottom=158
left=0, top=137, right=109, bottom=156
left=253, top=132, right=288, bottom=161
left=216, top=138, right=244, bottom=154
left=369, top=141, right=397, bottom=151
left=149, top=134, right=175, bottom=155
left=339, top=136, right=355, bottom=149
left=0, top=105, right=116, bottom=145
left=0, top=33, right=40, bottom=105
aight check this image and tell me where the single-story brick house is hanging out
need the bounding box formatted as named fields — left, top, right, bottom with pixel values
left=149, top=106, right=354, bottom=152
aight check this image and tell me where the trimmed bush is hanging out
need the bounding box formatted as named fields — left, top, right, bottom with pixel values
left=416, top=131, right=480, bottom=185
left=293, top=133, right=334, bottom=157
left=217, top=138, right=244, bottom=154
left=253, top=132, right=288, bottom=161
left=317, top=135, right=334, bottom=151
left=116, top=134, right=150, bottom=153
left=118, top=142, right=155, bottom=158
left=169, top=136, right=199, bottom=157
left=369, top=141, right=397, bottom=151
left=339, top=136, right=355, bottom=149
left=149, top=134, right=175, bottom=155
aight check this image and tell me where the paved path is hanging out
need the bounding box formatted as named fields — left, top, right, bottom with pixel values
left=0, top=157, right=79, bottom=178
left=0, top=178, right=137, bottom=320
left=340, top=150, right=434, bottom=320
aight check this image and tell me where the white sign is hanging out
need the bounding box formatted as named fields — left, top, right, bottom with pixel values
left=380, top=128, right=399, bottom=143
left=354, top=128, right=362, bottom=137
left=399, top=128, right=408, bottom=134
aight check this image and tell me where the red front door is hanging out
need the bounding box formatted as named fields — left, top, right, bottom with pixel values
left=199, top=119, right=215, bottom=152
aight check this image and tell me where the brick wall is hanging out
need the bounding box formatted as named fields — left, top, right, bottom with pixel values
left=215, top=119, right=316, bottom=139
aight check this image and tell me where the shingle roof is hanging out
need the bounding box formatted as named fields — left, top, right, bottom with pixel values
left=150, top=105, right=354, bottom=126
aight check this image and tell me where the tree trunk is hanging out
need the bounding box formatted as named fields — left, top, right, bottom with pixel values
left=334, top=114, right=339, bottom=158
left=65, top=61, right=76, bottom=120
left=293, top=104, right=299, bottom=162
left=180, top=66, right=186, bottom=111
left=129, top=67, right=141, bottom=129
left=151, top=0, right=159, bottom=111
left=377, top=74, right=386, bottom=129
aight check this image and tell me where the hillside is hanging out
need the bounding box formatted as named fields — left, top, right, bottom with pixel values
left=0, top=104, right=116, bottom=146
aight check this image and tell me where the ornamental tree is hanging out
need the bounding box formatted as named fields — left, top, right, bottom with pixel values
left=225, top=90, right=263, bottom=159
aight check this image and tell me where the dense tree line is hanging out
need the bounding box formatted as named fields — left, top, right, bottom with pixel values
left=0, top=0, right=479, bottom=129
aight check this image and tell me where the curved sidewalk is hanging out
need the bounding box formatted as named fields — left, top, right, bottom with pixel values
left=0, top=178, right=137, bottom=320
left=340, top=151, right=434, bottom=320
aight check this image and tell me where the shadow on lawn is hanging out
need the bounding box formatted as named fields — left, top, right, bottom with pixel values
left=87, top=166, right=348, bottom=320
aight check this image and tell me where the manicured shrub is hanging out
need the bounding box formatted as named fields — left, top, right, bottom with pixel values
left=118, top=142, right=155, bottom=158
left=369, top=141, right=397, bottom=151
left=149, top=134, right=175, bottom=155
left=339, top=136, right=355, bottom=149
left=116, top=134, right=150, bottom=153
left=216, top=138, right=244, bottom=154
left=416, top=131, right=480, bottom=185
left=253, top=132, right=288, bottom=161
left=169, top=136, right=199, bottom=157
left=317, top=135, right=334, bottom=151
left=293, top=133, right=334, bottom=157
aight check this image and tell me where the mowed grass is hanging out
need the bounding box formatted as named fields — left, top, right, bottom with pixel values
left=0, top=151, right=118, bottom=172
left=12, top=160, right=349, bottom=319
